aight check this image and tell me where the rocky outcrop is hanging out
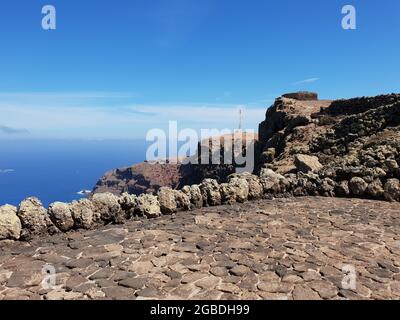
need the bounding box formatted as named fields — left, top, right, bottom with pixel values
left=349, top=177, right=368, bottom=196
left=384, top=179, right=400, bottom=202
left=324, top=94, right=400, bottom=116
left=92, top=133, right=257, bottom=197
left=48, top=202, right=74, bottom=232
left=220, top=176, right=249, bottom=204
left=181, top=185, right=203, bottom=209
left=256, top=92, right=400, bottom=202
left=257, top=95, right=332, bottom=174
left=229, top=173, right=263, bottom=200
left=118, top=193, right=138, bottom=219
left=294, top=154, right=323, bottom=173
left=70, top=199, right=95, bottom=229
left=174, top=190, right=191, bottom=211
left=200, top=179, right=222, bottom=207
left=135, top=194, right=161, bottom=218
left=17, top=197, right=57, bottom=240
left=158, top=187, right=178, bottom=215
left=91, top=193, right=123, bottom=224
left=0, top=205, right=21, bottom=240
left=92, top=163, right=184, bottom=196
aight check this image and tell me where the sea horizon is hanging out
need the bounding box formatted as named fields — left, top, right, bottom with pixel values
left=0, top=139, right=148, bottom=207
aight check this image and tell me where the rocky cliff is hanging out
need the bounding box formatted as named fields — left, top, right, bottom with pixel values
left=256, top=92, right=400, bottom=201
left=93, top=133, right=257, bottom=196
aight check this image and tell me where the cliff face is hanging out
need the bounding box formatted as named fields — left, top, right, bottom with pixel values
left=93, top=133, right=257, bottom=196
left=256, top=92, right=400, bottom=200
left=256, top=94, right=332, bottom=173
left=92, top=161, right=237, bottom=196
left=93, top=162, right=185, bottom=196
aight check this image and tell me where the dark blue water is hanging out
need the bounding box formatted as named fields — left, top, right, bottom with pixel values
left=0, top=140, right=147, bottom=207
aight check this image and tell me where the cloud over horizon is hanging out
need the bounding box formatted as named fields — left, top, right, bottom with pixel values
left=0, top=92, right=265, bottom=139
left=0, top=125, right=29, bottom=135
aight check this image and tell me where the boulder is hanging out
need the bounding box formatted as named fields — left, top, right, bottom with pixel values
left=319, top=178, right=335, bottom=197
left=70, top=199, right=95, bottom=229
left=260, top=168, right=285, bottom=181
left=158, top=187, right=177, bottom=215
left=261, top=148, right=276, bottom=163
left=366, top=179, right=384, bottom=198
left=0, top=205, right=22, bottom=240
left=349, top=177, right=368, bottom=196
left=294, top=173, right=320, bottom=196
left=228, top=177, right=250, bottom=203
left=17, top=197, right=56, bottom=239
left=384, top=179, right=400, bottom=202
left=383, top=159, right=399, bottom=173
left=294, top=154, right=323, bottom=173
left=48, top=202, right=74, bottom=232
left=174, top=190, right=191, bottom=211
left=230, top=173, right=262, bottom=200
left=200, top=179, right=222, bottom=206
left=335, top=180, right=350, bottom=197
left=243, top=174, right=263, bottom=199
left=259, top=169, right=287, bottom=194
left=136, top=194, right=161, bottom=218
left=220, top=183, right=237, bottom=205
left=91, top=193, right=123, bottom=224
left=182, top=185, right=203, bottom=209
left=118, top=193, right=138, bottom=218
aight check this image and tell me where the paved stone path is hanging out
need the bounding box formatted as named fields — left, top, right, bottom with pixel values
left=0, top=197, right=399, bottom=300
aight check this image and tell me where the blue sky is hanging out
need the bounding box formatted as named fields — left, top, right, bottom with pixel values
left=0, top=0, right=399, bottom=139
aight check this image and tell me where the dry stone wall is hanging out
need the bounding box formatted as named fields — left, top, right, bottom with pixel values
left=1, top=169, right=399, bottom=242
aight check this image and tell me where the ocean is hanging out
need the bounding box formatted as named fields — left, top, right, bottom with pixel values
left=0, top=140, right=147, bottom=207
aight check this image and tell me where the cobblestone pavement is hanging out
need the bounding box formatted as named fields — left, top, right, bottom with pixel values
left=0, top=197, right=399, bottom=300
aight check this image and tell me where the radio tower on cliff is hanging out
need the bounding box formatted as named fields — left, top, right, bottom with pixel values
left=238, top=108, right=242, bottom=130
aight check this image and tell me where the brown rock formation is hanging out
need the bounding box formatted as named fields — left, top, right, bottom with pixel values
left=93, top=133, right=257, bottom=197
left=256, top=92, right=400, bottom=201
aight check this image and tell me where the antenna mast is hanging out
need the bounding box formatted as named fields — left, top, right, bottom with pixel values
left=238, top=108, right=242, bottom=130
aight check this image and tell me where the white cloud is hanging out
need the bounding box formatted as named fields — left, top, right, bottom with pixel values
left=0, top=99, right=265, bottom=139
left=292, top=78, right=320, bottom=85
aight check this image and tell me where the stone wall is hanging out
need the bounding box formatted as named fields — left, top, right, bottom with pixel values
left=1, top=169, right=400, bottom=242
left=325, top=94, right=400, bottom=116
left=282, top=92, right=318, bottom=101
left=312, top=102, right=400, bottom=155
